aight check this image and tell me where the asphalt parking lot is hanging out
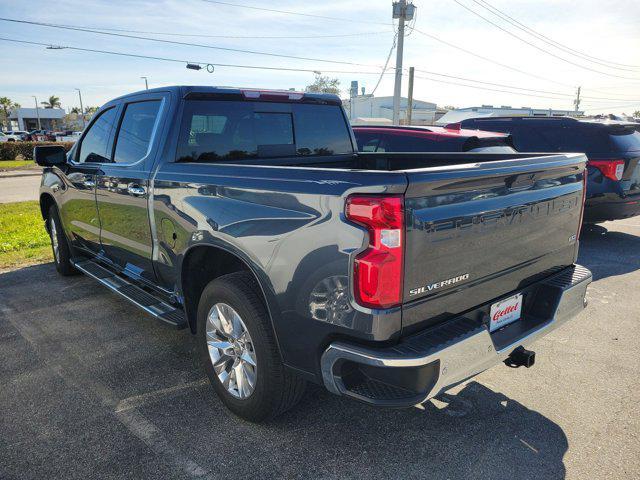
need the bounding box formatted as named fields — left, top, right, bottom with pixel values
left=1, top=219, right=639, bottom=480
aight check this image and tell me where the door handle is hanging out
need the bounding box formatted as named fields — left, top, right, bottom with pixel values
left=127, top=184, right=147, bottom=196
left=83, top=179, right=96, bottom=188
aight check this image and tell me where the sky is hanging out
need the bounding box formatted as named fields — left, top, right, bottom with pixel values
left=1, top=0, right=639, bottom=115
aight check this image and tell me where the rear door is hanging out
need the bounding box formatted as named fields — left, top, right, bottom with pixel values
left=95, top=93, right=166, bottom=283
left=401, top=154, right=586, bottom=332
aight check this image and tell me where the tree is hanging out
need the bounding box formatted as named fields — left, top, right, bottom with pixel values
left=41, top=95, right=61, bottom=109
left=70, top=106, right=82, bottom=114
left=305, top=73, right=341, bottom=95
left=633, top=110, right=640, bottom=118
left=0, top=97, right=19, bottom=129
left=442, top=105, right=456, bottom=111
left=84, top=106, right=98, bottom=115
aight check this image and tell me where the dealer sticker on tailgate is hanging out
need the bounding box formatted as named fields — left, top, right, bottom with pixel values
left=489, top=293, right=523, bottom=332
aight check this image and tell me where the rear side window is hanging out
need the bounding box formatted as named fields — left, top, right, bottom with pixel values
left=293, top=104, right=352, bottom=156
left=177, top=100, right=352, bottom=162
left=77, top=107, right=117, bottom=163
left=113, top=100, right=161, bottom=164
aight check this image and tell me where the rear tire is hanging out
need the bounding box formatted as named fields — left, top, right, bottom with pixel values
left=48, top=205, right=77, bottom=276
left=197, top=272, right=306, bottom=421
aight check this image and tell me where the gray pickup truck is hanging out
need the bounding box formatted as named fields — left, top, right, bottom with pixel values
left=35, top=86, right=592, bottom=421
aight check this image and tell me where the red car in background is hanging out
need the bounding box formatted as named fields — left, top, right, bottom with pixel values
left=352, top=124, right=517, bottom=154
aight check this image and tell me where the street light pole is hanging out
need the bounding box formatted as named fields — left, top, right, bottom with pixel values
left=75, top=88, right=85, bottom=128
left=32, top=96, right=41, bottom=130
left=141, top=76, right=149, bottom=90
left=392, top=0, right=415, bottom=125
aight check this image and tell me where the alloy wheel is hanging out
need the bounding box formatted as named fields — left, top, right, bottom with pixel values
left=206, top=302, right=257, bottom=399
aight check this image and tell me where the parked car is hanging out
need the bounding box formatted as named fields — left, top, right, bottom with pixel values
left=27, top=130, right=54, bottom=142
left=56, top=131, right=82, bottom=143
left=2, top=130, right=28, bottom=141
left=35, top=86, right=591, bottom=421
left=353, top=124, right=516, bottom=153
left=0, top=132, right=8, bottom=143
left=454, top=117, right=640, bottom=223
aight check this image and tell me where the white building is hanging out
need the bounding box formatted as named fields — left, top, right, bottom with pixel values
left=343, top=95, right=439, bottom=125
left=436, top=105, right=583, bottom=125
left=9, top=107, right=66, bottom=131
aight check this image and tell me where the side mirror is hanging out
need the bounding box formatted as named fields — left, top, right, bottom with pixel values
left=34, top=145, right=67, bottom=167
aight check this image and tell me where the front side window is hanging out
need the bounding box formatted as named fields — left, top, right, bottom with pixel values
left=77, top=107, right=117, bottom=163
left=113, top=100, right=161, bottom=164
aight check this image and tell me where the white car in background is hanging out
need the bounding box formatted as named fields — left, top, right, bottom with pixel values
left=2, top=130, right=28, bottom=141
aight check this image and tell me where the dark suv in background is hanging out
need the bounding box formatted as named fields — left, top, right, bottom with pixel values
left=454, top=117, right=640, bottom=223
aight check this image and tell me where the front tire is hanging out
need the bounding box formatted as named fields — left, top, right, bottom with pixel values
left=197, top=272, right=306, bottom=421
left=48, top=205, right=77, bottom=276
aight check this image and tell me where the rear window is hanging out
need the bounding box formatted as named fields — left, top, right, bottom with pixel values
left=177, top=100, right=352, bottom=162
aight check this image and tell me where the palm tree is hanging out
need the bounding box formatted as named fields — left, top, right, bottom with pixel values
left=0, top=97, right=19, bottom=129
left=41, top=95, right=62, bottom=109
left=84, top=106, right=98, bottom=115
left=70, top=106, right=82, bottom=114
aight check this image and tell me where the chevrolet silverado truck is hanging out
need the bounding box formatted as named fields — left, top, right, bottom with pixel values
left=35, top=86, right=592, bottom=421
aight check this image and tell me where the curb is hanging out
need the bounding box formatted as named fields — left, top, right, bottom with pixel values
left=0, top=170, right=42, bottom=179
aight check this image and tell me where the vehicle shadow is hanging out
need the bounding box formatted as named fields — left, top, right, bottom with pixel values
left=0, top=263, right=569, bottom=480
left=246, top=381, right=569, bottom=480
left=578, top=224, right=640, bottom=280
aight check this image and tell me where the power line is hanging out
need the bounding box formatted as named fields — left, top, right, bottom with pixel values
left=411, top=68, right=640, bottom=101
left=13, top=20, right=388, bottom=40
left=198, top=0, right=574, bottom=88
left=409, top=26, right=573, bottom=88
left=200, top=0, right=390, bottom=26
left=450, top=0, right=640, bottom=80
left=0, top=17, right=386, bottom=70
left=413, top=73, right=574, bottom=101
left=371, top=32, right=398, bottom=95
left=472, top=0, right=640, bottom=70
left=581, top=102, right=640, bottom=111
left=0, top=36, right=394, bottom=75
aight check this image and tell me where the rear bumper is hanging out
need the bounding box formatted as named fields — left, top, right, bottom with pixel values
left=320, top=265, right=592, bottom=407
left=584, top=192, right=640, bottom=223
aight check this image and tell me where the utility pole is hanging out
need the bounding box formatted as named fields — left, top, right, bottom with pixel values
left=406, top=67, right=415, bottom=125
left=32, top=96, right=41, bottom=130
left=141, top=76, right=149, bottom=90
left=392, top=0, right=415, bottom=125
left=573, top=86, right=581, bottom=113
left=75, top=88, right=85, bottom=128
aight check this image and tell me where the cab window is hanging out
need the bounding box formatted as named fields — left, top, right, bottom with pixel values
left=77, top=107, right=117, bottom=163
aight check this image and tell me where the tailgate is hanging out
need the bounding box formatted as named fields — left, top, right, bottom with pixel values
left=401, top=153, right=586, bottom=332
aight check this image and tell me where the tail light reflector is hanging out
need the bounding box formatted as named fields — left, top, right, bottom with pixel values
left=346, top=195, right=404, bottom=309
left=589, top=159, right=625, bottom=181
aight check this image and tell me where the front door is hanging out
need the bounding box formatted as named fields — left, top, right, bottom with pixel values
left=95, top=97, right=164, bottom=284
left=58, top=106, right=118, bottom=255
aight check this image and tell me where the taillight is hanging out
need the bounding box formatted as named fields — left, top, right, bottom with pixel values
left=345, top=195, right=404, bottom=309
left=589, top=159, right=625, bottom=181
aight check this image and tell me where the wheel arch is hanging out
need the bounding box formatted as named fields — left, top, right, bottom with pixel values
left=39, top=192, right=56, bottom=225
left=179, top=243, right=282, bottom=351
